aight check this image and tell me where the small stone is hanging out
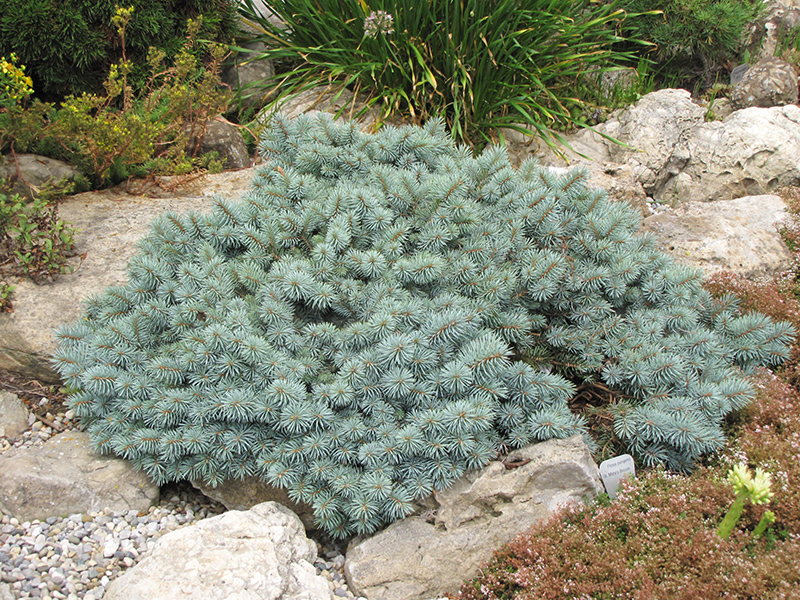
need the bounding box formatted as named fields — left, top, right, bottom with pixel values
left=102, top=540, right=120, bottom=558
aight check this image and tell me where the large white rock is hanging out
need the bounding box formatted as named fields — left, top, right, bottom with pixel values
left=642, top=194, right=793, bottom=277
left=532, top=89, right=800, bottom=205
left=0, top=431, right=158, bottom=521
left=104, top=502, right=334, bottom=600
left=344, top=436, right=603, bottom=600
left=674, top=104, right=800, bottom=203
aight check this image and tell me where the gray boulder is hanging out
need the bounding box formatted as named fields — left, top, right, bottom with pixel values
left=642, top=194, right=792, bottom=277
left=344, top=435, right=603, bottom=600
left=0, top=430, right=158, bottom=521
left=105, top=502, right=333, bottom=600
left=0, top=154, right=83, bottom=200
left=193, top=118, right=251, bottom=169
left=0, top=168, right=258, bottom=382
left=730, top=57, right=798, bottom=110
left=222, top=40, right=275, bottom=109
left=0, top=391, right=29, bottom=440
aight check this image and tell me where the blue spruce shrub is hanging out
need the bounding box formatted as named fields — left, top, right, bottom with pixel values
left=52, top=113, right=793, bottom=538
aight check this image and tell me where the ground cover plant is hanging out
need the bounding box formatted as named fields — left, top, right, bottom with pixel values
left=237, top=0, right=653, bottom=147
left=452, top=369, right=800, bottom=600
left=51, top=113, right=792, bottom=539
left=0, top=187, right=76, bottom=313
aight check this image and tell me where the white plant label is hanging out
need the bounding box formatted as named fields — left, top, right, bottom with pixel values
left=599, top=454, right=635, bottom=499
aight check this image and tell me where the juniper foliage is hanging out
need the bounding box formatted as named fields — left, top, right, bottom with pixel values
left=52, top=113, right=793, bottom=538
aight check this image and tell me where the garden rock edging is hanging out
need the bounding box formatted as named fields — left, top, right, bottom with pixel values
left=344, top=435, right=603, bottom=600
left=0, top=430, right=159, bottom=522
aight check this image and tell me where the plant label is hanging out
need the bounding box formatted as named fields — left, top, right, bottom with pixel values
left=599, top=454, right=635, bottom=499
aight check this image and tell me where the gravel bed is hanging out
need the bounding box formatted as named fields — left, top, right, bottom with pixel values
left=1, top=405, right=364, bottom=600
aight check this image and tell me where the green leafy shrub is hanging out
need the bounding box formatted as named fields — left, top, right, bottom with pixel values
left=0, top=187, right=76, bottom=304
left=0, top=53, right=33, bottom=109
left=52, top=114, right=792, bottom=539
left=0, top=11, right=233, bottom=187
left=612, top=0, right=762, bottom=90
left=239, top=0, right=650, bottom=146
left=0, top=0, right=237, bottom=102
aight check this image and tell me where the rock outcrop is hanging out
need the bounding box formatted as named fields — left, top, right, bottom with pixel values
left=0, top=431, right=159, bottom=521
left=344, top=436, right=603, bottom=600
left=642, top=194, right=792, bottom=277
left=730, top=57, right=799, bottom=110
left=531, top=89, right=800, bottom=205
left=104, top=502, right=334, bottom=600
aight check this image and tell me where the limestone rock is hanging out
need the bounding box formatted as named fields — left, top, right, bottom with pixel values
left=344, top=436, right=602, bottom=600
left=675, top=104, right=800, bottom=203
left=744, top=1, right=800, bottom=61
left=534, top=89, right=707, bottom=195
left=193, top=118, right=251, bottom=169
left=0, top=168, right=257, bottom=382
left=730, top=57, right=798, bottom=110
left=0, top=154, right=83, bottom=200
left=105, top=502, right=333, bottom=600
left=191, top=476, right=316, bottom=531
left=0, top=430, right=159, bottom=521
left=0, top=391, right=28, bottom=440
left=642, top=195, right=792, bottom=277
left=533, top=90, right=800, bottom=204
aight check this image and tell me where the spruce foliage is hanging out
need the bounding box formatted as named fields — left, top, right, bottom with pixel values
left=52, top=113, right=793, bottom=538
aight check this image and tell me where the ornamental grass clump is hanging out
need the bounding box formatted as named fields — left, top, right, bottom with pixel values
left=52, top=114, right=793, bottom=538
left=237, top=0, right=651, bottom=146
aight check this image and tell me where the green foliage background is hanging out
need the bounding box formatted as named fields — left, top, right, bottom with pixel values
left=0, top=0, right=238, bottom=101
left=238, top=0, right=650, bottom=146
left=612, top=0, right=763, bottom=88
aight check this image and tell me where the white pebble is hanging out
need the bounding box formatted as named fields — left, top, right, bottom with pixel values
left=103, top=539, right=120, bottom=558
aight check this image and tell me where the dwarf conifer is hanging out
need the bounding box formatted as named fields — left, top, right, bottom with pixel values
left=53, top=113, right=793, bottom=538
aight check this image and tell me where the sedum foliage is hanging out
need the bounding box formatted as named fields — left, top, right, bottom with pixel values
left=52, top=113, right=793, bottom=538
